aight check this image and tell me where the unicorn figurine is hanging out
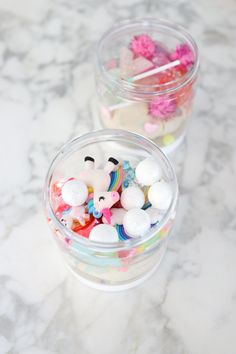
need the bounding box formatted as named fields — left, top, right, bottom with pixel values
left=78, top=156, right=122, bottom=223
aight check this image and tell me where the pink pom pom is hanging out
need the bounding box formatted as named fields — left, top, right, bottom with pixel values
left=170, top=43, right=194, bottom=68
left=148, top=96, right=177, bottom=119
left=130, top=34, right=156, bottom=60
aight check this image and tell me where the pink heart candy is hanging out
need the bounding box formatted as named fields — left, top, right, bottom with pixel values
left=144, top=122, right=159, bottom=133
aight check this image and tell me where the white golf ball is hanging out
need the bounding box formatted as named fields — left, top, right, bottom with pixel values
left=121, top=186, right=145, bottom=210
left=148, top=181, right=172, bottom=210
left=61, top=179, right=88, bottom=206
left=123, top=208, right=150, bottom=237
left=89, top=224, right=119, bottom=243
left=135, top=157, right=162, bottom=186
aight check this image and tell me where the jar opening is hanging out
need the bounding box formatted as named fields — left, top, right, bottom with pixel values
left=96, top=18, right=199, bottom=99
left=44, top=130, right=178, bottom=252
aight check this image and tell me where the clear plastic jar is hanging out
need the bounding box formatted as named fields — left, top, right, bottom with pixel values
left=95, top=19, right=199, bottom=152
left=44, top=130, right=178, bottom=291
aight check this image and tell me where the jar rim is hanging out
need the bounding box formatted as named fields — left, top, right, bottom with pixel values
left=44, top=129, right=178, bottom=252
left=95, top=18, right=199, bottom=97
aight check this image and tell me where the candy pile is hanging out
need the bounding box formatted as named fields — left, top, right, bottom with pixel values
left=100, top=33, right=196, bottom=145
left=51, top=156, right=172, bottom=243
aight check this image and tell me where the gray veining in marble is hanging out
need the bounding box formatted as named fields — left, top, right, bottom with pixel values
left=0, top=0, right=236, bottom=353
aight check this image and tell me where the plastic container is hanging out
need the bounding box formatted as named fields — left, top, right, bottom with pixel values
left=95, top=19, right=199, bottom=153
left=44, top=130, right=178, bottom=291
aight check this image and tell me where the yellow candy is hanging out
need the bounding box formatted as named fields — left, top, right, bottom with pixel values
left=162, top=134, right=175, bottom=146
left=87, top=186, right=94, bottom=194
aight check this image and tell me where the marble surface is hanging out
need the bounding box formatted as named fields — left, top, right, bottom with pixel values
left=0, top=0, right=236, bottom=353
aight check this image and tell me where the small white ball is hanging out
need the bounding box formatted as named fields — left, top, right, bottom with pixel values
left=89, top=224, right=119, bottom=243
left=121, top=186, right=145, bottom=210
left=148, top=181, right=172, bottom=210
left=61, top=179, right=88, bottom=206
left=135, top=157, right=162, bottom=186
left=123, top=208, right=150, bottom=237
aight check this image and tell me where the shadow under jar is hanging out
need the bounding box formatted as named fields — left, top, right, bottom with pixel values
left=95, top=18, right=199, bottom=153
left=44, top=130, right=178, bottom=291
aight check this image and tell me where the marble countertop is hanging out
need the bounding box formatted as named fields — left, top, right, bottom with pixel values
left=1, top=0, right=236, bottom=353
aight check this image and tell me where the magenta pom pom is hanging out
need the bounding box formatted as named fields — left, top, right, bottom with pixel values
left=170, top=43, right=194, bottom=68
left=148, top=96, right=177, bottom=119
left=130, top=34, right=156, bottom=60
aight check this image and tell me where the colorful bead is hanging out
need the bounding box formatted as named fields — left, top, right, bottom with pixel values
left=123, top=160, right=131, bottom=170
left=123, top=180, right=129, bottom=188
left=122, top=161, right=136, bottom=190
left=162, top=134, right=175, bottom=146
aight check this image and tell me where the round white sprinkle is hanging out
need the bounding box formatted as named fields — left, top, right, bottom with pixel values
left=135, top=157, right=162, bottom=186
left=61, top=179, right=88, bottom=206
left=148, top=181, right=172, bottom=210
left=121, top=186, right=145, bottom=210
left=89, top=224, right=119, bottom=243
left=123, top=208, right=150, bottom=237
